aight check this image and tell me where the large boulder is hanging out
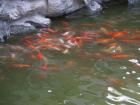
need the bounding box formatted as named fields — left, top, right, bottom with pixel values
left=0, top=0, right=85, bottom=42
left=0, top=0, right=139, bottom=42
left=0, top=0, right=84, bottom=20
left=128, top=0, right=140, bottom=4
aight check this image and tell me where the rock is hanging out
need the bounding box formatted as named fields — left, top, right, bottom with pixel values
left=0, top=0, right=47, bottom=20
left=45, top=0, right=84, bottom=16
left=0, top=21, right=10, bottom=42
left=10, top=14, right=51, bottom=34
left=0, top=0, right=139, bottom=42
left=128, top=0, right=140, bottom=4
left=0, top=0, right=84, bottom=42
left=0, top=14, right=51, bottom=42
left=84, top=0, right=102, bottom=12
left=0, top=0, right=84, bottom=20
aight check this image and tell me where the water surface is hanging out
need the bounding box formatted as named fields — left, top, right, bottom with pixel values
left=0, top=3, right=140, bottom=105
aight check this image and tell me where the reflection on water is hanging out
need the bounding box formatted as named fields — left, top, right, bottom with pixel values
left=0, top=3, right=140, bottom=105
left=106, top=87, right=140, bottom=105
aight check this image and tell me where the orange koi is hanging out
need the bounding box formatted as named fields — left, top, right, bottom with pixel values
left=132, top=37, right=140, bottom=40
left=36, top=33, right=50, bottom=38
left=135, top=30, right=140, bottom=34
left=36, top=52, right=44, bottom=60
left=74, top=37, right=84, bottom=47
left=47, top=28, right=56, bottom=33
left=96, top=38, right=113, bottom=43
left=81, top=22, right=96, bottom=26
left=121, top=39, right=135, bottom=43
left=108, top=31, right=127, bottom=38
left=37, top=45, right=48, bottom=50
left=23, top=40, right=33, bottom=45
left=27, top=45, right=36, bottom=49
left=106, top=42, right=118, bottom=48
left=111, top=53, right=130, bottom=59
left=12, top=63, right=30, bottom=68
left=37, top=38, right=46, bottom=43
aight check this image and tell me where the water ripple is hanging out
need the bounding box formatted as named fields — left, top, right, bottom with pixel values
left=106, top=87, right=140, bottom=105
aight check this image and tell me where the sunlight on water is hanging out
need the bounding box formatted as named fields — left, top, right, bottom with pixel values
left=106, top=87, right=140, bottom=105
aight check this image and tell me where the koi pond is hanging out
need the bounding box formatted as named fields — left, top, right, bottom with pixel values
left=0, top=3, right=140, bottom=105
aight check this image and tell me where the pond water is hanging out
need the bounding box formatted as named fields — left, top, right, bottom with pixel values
left=0, top=3, right=140, bottom=105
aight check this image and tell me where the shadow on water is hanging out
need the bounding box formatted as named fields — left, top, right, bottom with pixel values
left=0, top=3, right=140, bottom=105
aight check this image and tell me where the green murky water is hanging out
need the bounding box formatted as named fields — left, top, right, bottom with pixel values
left=0, top=4, right=140, bottom=105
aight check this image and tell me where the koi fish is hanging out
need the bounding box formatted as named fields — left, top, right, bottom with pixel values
left=100, top=27, right=109, bottom=34
left=62, top=49, right=69, bottom=54
left=69, top=37, right=84, bottom=47
left=23, top=40, right=33, bottom=45
left=36, top=45, right=48, bottom=50
left=106, top=42, right=118, bottom=48
left=121, top=39, right=135, bottom=43
left=96, top=38, right=113, bottom=43
left=27, top=45, right=36, bottom=49
left=11, top=63, right=30, bottom=68
left=121, top=36, right=140, bottom=43
left=81, top=22, right=96, bottom=26
left=36, top=52, right=44, bottom=60
left=35, top=33, right=50, bottom=39
left=37, top=38, right=46, bottom=43
left=111, top=53, right=130, bottom=59
left=47, top=28, right=56, bottom=33
left=108, top=31, right=127, bottom=38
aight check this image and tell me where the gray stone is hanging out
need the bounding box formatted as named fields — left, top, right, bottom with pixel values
left=0, top=0, right=85, bottom=42
left=0, top=0, right=139, bottom=42
left=0, top=20, right=10, bottom=42
left=128, top=0, right=140, bottom=4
